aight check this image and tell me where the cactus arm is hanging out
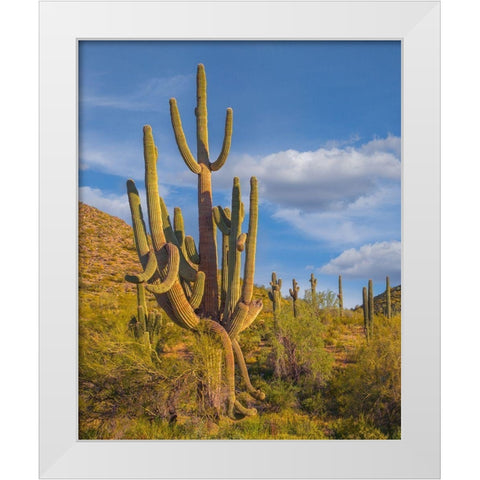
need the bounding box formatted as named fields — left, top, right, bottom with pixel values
left=223, top=177, right=242, bottom=319
left=151, top=291, right=190, bottom=330
left=224, top=301, right=249, bottom=338
left=232, top=338, right=265, bottom=400
left=143, top=126, right=166, bottom=252
left=184, top=235, right=200, bottom=265
left=126, top=179, right=150, bottom=266
left=195, top=64, right=209, bottom=163
left=236, top=233, right=247, bottom=252
left=200, top=319, right=235, bottom=418
left=158, top=197, right=198, bottom=281
left=238, top=299, right=263, bottom=334
left=212, top=206, right=231, bottom=235
left=210, top=108, right=233, bottom=171
left=173, top=207, right=185, bottom=248
left=144, top=243, right=180, bottom=294
left=240, top=177, right=258, bottom=304
left=125, top=249, right=158, bottom=284
left=188, top=271, right=205, bottom=310
left=167, top=281, right=200, bottom=330
left=169, top=98, right=201, bottom=174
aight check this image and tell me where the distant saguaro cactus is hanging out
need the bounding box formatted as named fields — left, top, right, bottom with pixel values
left=386, top=276, right=392, bottom=319
left=128, top=283, right=163, bottom=348
left=309, top=273, right=317, bottom=309
left=368, top=280, right=374, bottom=331
left=338, top=275, right=343, bottom=317
left=124, top=65, right=264, bottom=419
left=268, top=272, right=282, bottom=323
left=362, top=286, right=369, bottom=340
left=289, top=279, right=300, bottom=318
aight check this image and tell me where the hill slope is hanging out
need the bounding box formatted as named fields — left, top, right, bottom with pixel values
left=79, top=202, right=138, bottom=294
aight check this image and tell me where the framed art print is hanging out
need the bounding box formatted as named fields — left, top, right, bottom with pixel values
left=40, top=1, right=440, bottom=478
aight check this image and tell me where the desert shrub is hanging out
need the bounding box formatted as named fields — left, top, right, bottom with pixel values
left=330, top=314, right=401, bottom=437
left=328, top=415, right=387, bottom=439
left=274, top=307, right=334, bottom=386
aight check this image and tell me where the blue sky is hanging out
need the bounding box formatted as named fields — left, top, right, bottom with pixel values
left=79, top=41, right=401, bottom=308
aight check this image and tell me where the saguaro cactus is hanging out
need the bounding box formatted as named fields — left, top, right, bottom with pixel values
left=385, top=276, right=392, bottom=319
left=363, top=279, right=374, bottom=340
left=268, top=272, right=282, bottom=325
left=124, top=65, right=264, bottom=418
left=338, top=275, right=343, bottom=317
left=362, top=286, right=369, bottom=340
left=309, top=273, right=317, bottom=309
left=128, top=283, right=163, bottom=348
left=289, top=278, right=300, bottom=318
left=169, top=64, right=232, bottom=320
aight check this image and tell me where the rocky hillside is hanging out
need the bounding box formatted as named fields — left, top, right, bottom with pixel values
left=78, top=202, right=138, bottom=295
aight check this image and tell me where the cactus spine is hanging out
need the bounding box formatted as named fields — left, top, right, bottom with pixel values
left=125, top=65, right=263, bottom=418
left=289, top=279, right=300, bottom=318
left=386, top=275, right=392, bottom=318
left=309, top=273, right=317, bottom=309
left=268, top=272, right=282, bottom=326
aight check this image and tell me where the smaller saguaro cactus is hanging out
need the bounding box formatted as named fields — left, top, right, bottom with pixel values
left=309, top=273, right=317, bottom=309
left=289, top=278, right=300, bottom=318
left=362, top=286, right=369, bottom=340
left=268, top=272, right=282, bottom=324
left=338, top=275, right=343, bottom=317
left=386, top=276, right=392, bottom=319
left=367, top=279, right=374, bottom=338
left=128, top=283, right=163, bottom=348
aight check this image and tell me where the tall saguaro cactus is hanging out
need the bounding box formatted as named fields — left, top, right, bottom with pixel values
left=385, top=276, right=392, bottom=319
left=169, top=64, right=232, bottom=320
left=338, top=275, right=343, bottom=317
left=289, top=279, right=300, bottom=318
left=362, top=286, right=369, bottom=340
left=368, top=279, right=374, bottom=334
left=309, top=273, right=317, bottom=309
left=268, top=272, right=282, bottom=325
left=124, top=65, right=264, bottom=418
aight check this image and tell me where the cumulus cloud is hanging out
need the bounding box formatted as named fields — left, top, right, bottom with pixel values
left=82, top=74, right=193, bottom=112
left=79, top=138, right=179, bottom=192
left=79, top=187, right=132, bottom=223
left=216, top=134, right=401, bottom=213
left=320, top=241, right=401, bottom=281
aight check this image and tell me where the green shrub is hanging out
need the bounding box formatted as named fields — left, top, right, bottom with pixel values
left=330, top=314, right=401, bottom=437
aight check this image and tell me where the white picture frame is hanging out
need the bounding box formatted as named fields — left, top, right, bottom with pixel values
left=39, top=1, right=440, bottom=478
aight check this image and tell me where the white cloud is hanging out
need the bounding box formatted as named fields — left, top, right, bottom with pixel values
left=82, top=74, right=193, bottom=112
left=79, top=139, right=178, bottom=193
left=79, top=187, right=132, bottom=223
left=79, top=186, right=154, bottom=225
left=212, top=135, right=401, bottom=247
left=320, top=241, right=401, bottom=281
